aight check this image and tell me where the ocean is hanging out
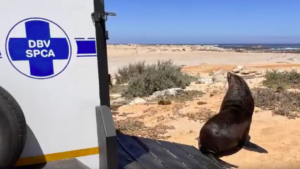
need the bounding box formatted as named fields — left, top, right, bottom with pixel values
left=110, top=43, right=300, bottom=52
left=217, top=44, right=300, bottom=51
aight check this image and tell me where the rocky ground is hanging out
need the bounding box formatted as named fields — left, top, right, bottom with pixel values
left=110, top=64, right=300, bottom=169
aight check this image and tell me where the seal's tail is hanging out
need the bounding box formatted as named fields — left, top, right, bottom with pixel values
left=243, top=141, right=268, bottom=153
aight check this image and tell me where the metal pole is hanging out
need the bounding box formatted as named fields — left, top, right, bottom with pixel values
left=92, top=0, right=118, bottom=169
left=93, top=0, right=110, bottom=107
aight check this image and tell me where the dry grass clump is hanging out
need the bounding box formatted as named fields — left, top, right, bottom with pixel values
left=262, top=70, right=300, bottom=89
left=179, top=108, right=217, bottom=122
left=154, top=90, right=204, bottom=102
left=115, top=117, right=175, bottom=139
left=114, top=60, right=196, bottom=98
left=252, top=87, right=300, bottom=119
left=109, top=84, right=127, bottom=94
left=115, top=61, right=147, bottom=84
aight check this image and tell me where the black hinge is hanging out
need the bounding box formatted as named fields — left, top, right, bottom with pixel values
left=91, top=12, right=116, bottom=39
left=91, top=12, right=116, bottom=24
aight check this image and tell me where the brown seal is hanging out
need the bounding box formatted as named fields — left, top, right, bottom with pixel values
left=199, top=72, right=255, bottom=169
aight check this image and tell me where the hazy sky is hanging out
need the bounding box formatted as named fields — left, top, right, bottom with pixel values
left=105, top=0, right=300, bottom=44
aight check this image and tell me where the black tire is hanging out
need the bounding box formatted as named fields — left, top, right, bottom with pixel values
left=0, top=86, right=27, bottom=168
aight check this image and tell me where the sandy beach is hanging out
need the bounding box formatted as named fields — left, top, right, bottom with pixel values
left=107, top=44, right=300, bottom=75
left=109, top=44, right=300, bottom=169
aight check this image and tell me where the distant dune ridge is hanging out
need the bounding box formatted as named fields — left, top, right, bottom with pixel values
left=107, top=44, right=300, bottom=54
left=106, top=44, right=300, bottom=76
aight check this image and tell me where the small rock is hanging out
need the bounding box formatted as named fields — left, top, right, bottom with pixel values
left=255, top=71, right=263, bottom=75
left=212, top=75, right=227, bottom=82
left=147, top=95, right=157, bottom=101
left=250, top=70, right=258, bottom=74
left=110, top=93, right=122, bottom=99
left=240, top=74, right=256, bottom=80
left=129, top=97, right=147, bottom=105
left=110, top=98, right=127, bottom=110
left=210, top=90, right=219, bottom=97
left=112, top=78, right=117, bottom=85
left=165, top=88, right=182, bottom=96
left=152, top=91, right=166, bottom=97
left=236, top=49, right=247, bottom=52
left=197, top=101, right=207, bottom=105
left=158, top=100, right=172, bottom=105
left=277, top=69, right=285, bottom=73
left=165, top=89, right=177, bottom=96
left=196, top=78, right=213, bottom=84
left=236, top=65, right=244, bottom=70
left=291, top=67, right=297, bottom=72
left=288, top=58, right=297, bottom=61
left=232, top=68, right=240, bottom=73
left=111, top=98, right=127, bottom=105
left=209, top=71, right=215, bottom=76
left=241, top=70, right=251, bottom=75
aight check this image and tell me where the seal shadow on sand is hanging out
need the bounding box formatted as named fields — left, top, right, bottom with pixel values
left=195, top=136, right=268, bottom=158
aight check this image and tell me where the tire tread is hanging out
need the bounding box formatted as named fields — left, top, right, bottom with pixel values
left=0, top=86, right=27, bottom=168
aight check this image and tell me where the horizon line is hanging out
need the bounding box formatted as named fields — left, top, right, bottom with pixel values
left=107, top=42, right=300, bottom=45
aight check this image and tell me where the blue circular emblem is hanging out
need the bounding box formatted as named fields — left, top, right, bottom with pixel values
left=5, top=17, right=72, bottom=79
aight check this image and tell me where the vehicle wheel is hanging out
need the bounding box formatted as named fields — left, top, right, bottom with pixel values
left=0, top=86, right=27, bottom=168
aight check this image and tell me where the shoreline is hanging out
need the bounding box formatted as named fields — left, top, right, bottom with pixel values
left=107, top=44, right=300, bottom=54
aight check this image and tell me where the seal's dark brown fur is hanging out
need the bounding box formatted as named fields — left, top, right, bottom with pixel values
left=199, top=72, right=254, bottom=169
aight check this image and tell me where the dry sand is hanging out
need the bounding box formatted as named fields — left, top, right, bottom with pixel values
left=109, top=45, right=300, bottom=169
left=107, top=44, right=300, bottom=75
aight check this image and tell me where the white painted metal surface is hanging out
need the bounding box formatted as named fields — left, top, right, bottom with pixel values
left=0, top=0, right=99, bottom=163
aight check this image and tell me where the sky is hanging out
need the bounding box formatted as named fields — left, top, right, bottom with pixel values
left=105, top=0, right=300, bottom=44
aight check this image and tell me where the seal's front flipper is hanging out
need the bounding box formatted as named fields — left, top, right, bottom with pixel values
left=206, top=153, right=238, bottom=169
left=243, top=141, right=268, bottom=153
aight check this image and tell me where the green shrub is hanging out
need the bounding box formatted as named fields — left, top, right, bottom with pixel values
left=122, top=60, right=195, bottom=98
left=252, top=87, right=300, bottom=119
left=263, top=70, right=300, bottom=89
left=115, top=61, right=146, bottom=84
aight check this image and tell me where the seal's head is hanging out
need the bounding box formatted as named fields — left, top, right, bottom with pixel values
left=223, top=71, right=254, bottom=113
left=227, top=71, right=246, bottom=88
left=227, top=72, right=233, bottom=84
